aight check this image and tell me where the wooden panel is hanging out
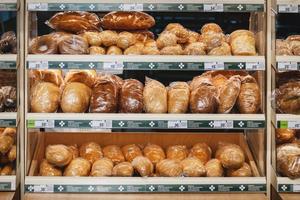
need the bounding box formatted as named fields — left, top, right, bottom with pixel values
left=280, top=193, right=300, bottom=200
left=0, top=192, right=15, bottom=200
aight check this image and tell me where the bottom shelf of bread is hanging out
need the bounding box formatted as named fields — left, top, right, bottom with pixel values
left=25, top=132, right=266, bottom=193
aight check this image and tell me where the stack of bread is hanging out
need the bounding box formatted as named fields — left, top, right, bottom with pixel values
left=0, top=128, right=17, bottom=176
left=29, top=70, right=261, bottom=114
left=276, top=35, right=300, bottom=56
left=276, top=129, right=300, bottom=179
left=40, top=141, right=252, bottom=177
left=29, top=11, right=257, bottom=56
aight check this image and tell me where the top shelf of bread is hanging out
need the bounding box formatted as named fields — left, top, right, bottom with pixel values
left=0, top=0, right=17, bottom=11
left=27, top=0, right=265, bottom=12
left=277, top=0, right=300, bottom=13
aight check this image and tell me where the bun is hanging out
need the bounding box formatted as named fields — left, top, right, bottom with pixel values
left=183, top=42, right=206, bottom=55
left=156, top=32, right=177, bottom=49
left=208, top=42, right=231, bottom=56
left=81, top=31, right=101, bottom=46
left=112, top=162, right=134, bottom=177
left=91, top=158, right=113, bottom=177
left=276, top=39, right=293, bottom=56
left=0, top=135, right=13, bottom=154
left=189, top=143, right=212, bottom=164
left=164, top=23, right=189, bottom=44
left=131, top=156, right=154, bottom=177
left=58, top=35, right=89, bottom=54
left=156, top=159, right=182, bottom=177
left=39, top=159, right=62, bottom=176
left=187, top=31, right=200, bottom=44
left=160, top=45, right=183, bottom=55
left=230, top=30, right=256, bottom=56
left=68, top=144, right=79, bottom=159
left=61, top=82, right=92, bottom=113
left=120, top=79, right=143, bottom=113
left=277, top=143, right=300, bottom=178
left=287, top=35, right=300, bottom=55
left=117, top=32, right=136, bottom=49
left=181, top=157, right=206, bottom=177
left=79, top=142, right=103, bottom=164
left=166, top=145, right=188, bottom=161
left=215, top=143, right=245, bottom=169
left=201, top=23, right=223, bottom=34
left=30, top=69, right=64, bottom=87
left=121, top=144, right=143, bottom=162
left=0, top=164, right=13, bottom=175
left=99, top=30, right=118, bottom=47
left=29, top=35, right=58, bottom=54
left=103, top=145, right=125, bottom=164
left=167, top=82, right=190, bottom=113
left=276, top=129, right=296, bottom=144
left=2, top=127, right=16, bottom=138
left=132, top=30, right=155, bottom=42
left=45, top=144, right=72, bottom=167
left=64, top=70, right=96, bottom=88
left=100, top=11, right=155, bottom=30
left=64, top=158, right=91, bottom=176
left=143, top=144, right=166, bottom=165
left=142, top=40, right=160, bottom=55
left=89, top=46, right=106, bottom=55
left=226, top=162, right=252, bottom=177
left=205, top=159, right=224, bottom=177
left=124, top=43, right=144, bottom=55
left=8, top=145, right=16, bottom=162
left=201, top=32, right=226, bottom=52
left=107, top=46, right=123, bottom=55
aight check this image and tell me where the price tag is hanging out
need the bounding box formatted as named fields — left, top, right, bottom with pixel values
left=103, top=62, right=124, bottom=70
left=89, top=120, right=112, bottom=129
left=168, top=120, right=188, bottom=129
left=28, top=3, right=49, bottom=11
left=288, top=121, right=300, bottom=129
left=204, top=62, right=224, bottom=70
left=213, top=120, right=233, bottom=129
left=204, top=4, right=224, bottom=12
left=277, top=61, right=298, bottom=71
left=35, top=120, right=54, bottom=128
left=121, top=4, right=143, bottom=11
left=28, top=61, right=49, bottom=69
left=246, top=62, right=264, bottom=70
left=293, top=184, right=300, bottom=192
left=34, top=185, right=54, bottom=192
left=278, top=4, right=299, bottom=13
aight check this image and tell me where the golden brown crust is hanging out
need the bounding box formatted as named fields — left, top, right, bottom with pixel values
left=79, top=142, right=103, bottom=164
left=276, top=129, right=296, bottom=144
left=0, top=135, right=13, bottom=154
left=276, top=81, right=300, bottom=114
left=58, top=35, right=89, bottom=54
left=181, top=157, right=206, bottom=177
left=200, top=23, right=223, bottom=34
left=164, top=23, right=189, bottom=44
left=143, top=144, right=166, bottom=165
left=183, top=42, right=206, bottom=55
left=64, top=70, right=96, bottom=88
left=89, top=46, right=106, bottom=55
left=160, top=45, right=183, bottom=55
left=103, top=145, right=125, bottom=164
left=188, top=143, right=212, bottom=164
left=91, top=158, right=113, bottom=177
left=7, top=145, right=16, bottom=162
left=81, top=31, right=102, bottom=46
left=156, top=159, right=182, bottom=177
left=205, top=159, right=224, bottom=177
left=132, top=156, right=154, bottom=177
left=156, top=32, right=178, bottom=49
left=112, top=162, right=134, bottom=177
left=166, top=145, right=188, bottom=161
left=121, top=144, right=143, bottom=162
left=277, top=143, right=300, bottom=178
left=99, top=30, right=118, bottom=47
left=0, top=164, right=13, bottom=175
left=226, top=162, right=252, bottom=177
left=167, top=82, right=190, bottom=113
left=68, top=144, right=79, bottom=159
left=230, top=30, right=256, bottom=56
left=117, top=32, right=136, bottom=49
left=39, top=159, right=62, bottom=176
left=276, top=39, right=293, bottom=56
left=29, top=35, right=58, bottom=54
left=45, top=144, right=72, bottom=167
left=215, top=143, right=245, bottom=169
left=201, top=32, right=226, bottom=52
left=30, top=69, right=64, bottom=87
left=208, top=42, right=231, bottom=56
left=63, top=158, right=91, bottom=176
left=2, top=128, right=16, bottom=138
left=107, top=46, right=123, bottom=55
left=124, top=43, right=144, bottom=55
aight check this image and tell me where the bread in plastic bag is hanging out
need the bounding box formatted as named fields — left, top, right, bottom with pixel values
left=58, top=35, right=89, bottom=54
left=277, top=143, right=300, bottom=178
left=91, top=158, right=113, bottom=177
left=79, top=142, right=103, bottom=164
left=167, top=82, right=190, bottom=113
left=0, top=135, right=13, bottom=154
left=143, top=144, right=166, bottom=165
left=226, top=162, right=252, bottom=177
left=205, top=159, right=224, bottom=177
left=103, top=145, right=125, bottom=164
left=131, top=156, right=154, bottom=177
left=121, top=144, right=143, bottom=162
left=64, top=157, right=91, bottom=176
left=143, top=77, right=167, bottom=113
left=156, top=159, right=182, bottom=177
left=276, top=128, right=296, bottom=144
left=215, top=142, right=245, bottom=169
left=181, top=157, right=206, bottom=177
left=30, top=69, right=64, bottom=87
left=39, top=159, right=62, bottom=176
left=64, top=69, right=96, bottom=88
left=188, top=143, right=211, bottom=164
left=29, top=34, right=58, bottom=54
left=45, top=144, right=73, bottom=167
left=229, top=30, right=256, bottom=56
left=112, top=162, right=134, bottom=177
left=166, top=145, right=188, bottom=161
left=119, top=79, right=143, bottom=113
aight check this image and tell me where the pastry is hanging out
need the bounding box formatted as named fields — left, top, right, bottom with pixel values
left=201, top=32, right=226, bottom=52
left=208, top=42, right=231, bottom=56
left=79, top=142, right=103, bottom=164
left=132, top=30, right=155, bottom=42
left=68, top=144, right=79, bottom=159
left=164, top=23, right=189, bottom=44
left=226, top=162, right=252, bottom=177
left=156, top=159, right=182, bottom=177
left=189, top=143, right=212, bottom=164
left=276, top=129, right=296, bottom=144
left=287, top=35, right=300, bottom=55
left=143, top=144, right=166, bottom=165
left=156, top=32, right=178, bottom=49
left=58, top=35, right=89, bottom=54
left=99, top=30, right=118, bottom=47
left=160, top=45, right=183, bottom=55
left=215, top=143, right=245, bottom=169
left=91, top=158, right=113, bottom=177
left=0, top=164, right=13, bottom=175
left=276, top=39, right=292, bottom=56
left=187, top=31, right=200, bottom=44
left=167, top=82, right=190, bottom=113
left=45, top=144, right=72, bottom=167
left=142, top=40, right=160, bottom=55
left=7, top=145, right=16, bottom=162
left=89, top=46, right=106, bottom=55
left=276, top=81, right=300, bottom=114
left=112, top=162, right=134, bottom=177
left=124, top=43, right=144, bottom=55
left=200, top=23, right=223, bottom=34
left=81, top=31, right=102, bottom=46
left=131, top=156, right=154, bottom=177
left=64, top=69, right=96, bottom=88
left=166, top=145, right=188, bottom=161
left=2, top=128, right=16, bottom=138
left=103, top=145, right=125, bottom=164
left=106, top=46, right=123, bottom=55
left=64, top=158, right=91, bottom=176
left=61, top=82, right=92, bottom=113
left=39, top=159, right=62, bottom=176
left=181, top=157, right=206, bottom=177
left=100, top=11, right=155, bottom=30
left=0, top=135, right=13, bottom=154
left=183, top=42, right=206, bottom=55
left=205, top=159, right=224, bottom=177
left=121, top=144, right=143, bottom=162
left=117, top=32, right=136, bottom=49
left=230, top=30, right=256, bottom=56
left=277, top=143, right=300, bottom=178
left=29, top=35, right=58, bottom=54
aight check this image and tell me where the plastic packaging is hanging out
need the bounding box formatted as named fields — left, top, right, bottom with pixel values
left=63, top=157, right=91, bottom=176
left=277, top=143, right=300, bottom=179
left=226, top=162, right=252, bottom=177
left=58, top=35, right=89, bottom=54
left=112, top=162, right=134, bottom=177
left=156, top=159, right=182, bottom=177
left=166, top=145, right=188, bottom=161
left=276, top=128, right=296, bottom=144
left=39, top=159, right=62, bottom=176
left=119, top=79, right=143, bottom=113
left=143, top=144, right=166, bottom=165
left=29, top=34, right=58, bottom=54
left=215, top=142, right=245, bottom=169
left=181, top=157, right=206, bottom=177
left=0, top=31, right=17, bottom=54
left=131, top=156, right=154, bottom=177
left=167, top=82, right=190, bottom=113
left=229, top=30, right=256, bottom=56
left=188, top=143, right=211, bottom=164
left=205, top=159, right=224, bottom=177
left=30, top=69, right=64, bottom=87
left=121, top=144, right=143, bottom=162
left=45, top=144, right=73, bottom=167
left=79, top=142, right=103, bottom=164
left=276, top=81, right=300, bottom=114
left=64, top=69, right=96, bottom=88
left=102, top=145, right=125, bottom=164
left=0, top=135, right=13, bottom=154
left=143, top=77, right=167, bottom=113
left=91, top=158, right=113, bottom=177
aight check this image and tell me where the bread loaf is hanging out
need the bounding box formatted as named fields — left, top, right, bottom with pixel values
left=205, top=159, right=224, bottom=177
left=0, top=135, right=13, bottom=154
left=143, top=144, right=166, bottom=165
left=117, top=32, right=136, bottom=49
left=181, top=157, right=206, bottom=177
left=81, top=31, right=102, bottom=46
left=189, top=143, right=211, bottom=164
left=166, top=145, right=188, bottom=161
left=107, top=46, right=123, bottom=55
left=226, top=162, right=252, bottom=177
left=91, top=158, right=113, bottom=177
left=121, top=144, right=143, bottom=162
left=276, top=81, right=300, bottom=114
left=99, top=30, right=118, bottom=47
left=30, top=69, right=64, bottom=87
left=68, top=144, right=79, bottom=159
left=183, top=42, right=206, bottom=55
left=89, top=46, right=106, bottom=55
left=287, top=35, right=300, bottom=55
left=45, top=144, right=72, bottom=167
left=208, top=42, right=231, bottom=56
left=120, top=79, right=143, bottom=113
left=39, top=159, right=62, bottom=176
left=230, top=30, right=256, bottom=56
left=79, top=142, right=103, bottom=164
left=277, top=143, right=300, bottom=178
left=167, top=82, right=190, bottom=113
left=215, top=143, right=245, bottom=169
left=64, top=158, right=91, bottom=176
left=64, top=70, right=96, bottom=88
left=112, top=162, right=134, bottom=177
left=276, top=129, right=296, bottom=144
left=156, top=159, right=182, bottom=177
left=276, top=39, right=293, bottom=55
left=103, top=145, right=125, bottom=164
left=131, top=156, right=154, bottom=177
left=156, top=32, right=177, bottom=49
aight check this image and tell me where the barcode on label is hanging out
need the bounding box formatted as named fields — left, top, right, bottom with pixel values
left=288, top=121, right=300, bottom=129
left=121, top=4, right=143, bottom=11
left=204, top=4, right=224, bottom=12
left=90, top=120, right=112, bottom=129
left=246, top=62, right=263, bottom=70
left=28, top=3, right=49, bottom=11
left=278, top=5, right=299, bottom=13
left=204, top=62, right=224, bottom=70
left=277, top=61, right=297, bottom=71
left=168, top=120, right=188, bottom=129
left=214, top=120, right=234, bottom=129
left=35, top=120, right=54, bottom=128
left=293, top=184, right=300, bottom=192
left=28, top=61, right=49, bottom=69
left=34, top=185, right=54, bottom=192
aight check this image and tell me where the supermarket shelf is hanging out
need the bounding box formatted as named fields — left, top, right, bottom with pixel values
left=280, top=193, right=300, bottom=200
left=25, top=177, right=266, bottom=193
left=0, top=176, right=16, bottom=191
left=0, top=112, right=17, bottom=127
left=276, top=56, right=300, bottom=71
left=277, top=177, right=300, bottom=193
left=26, top=55, right=265, bottom=71
left=27, top=0, right=265, bottom=12
left=277, top=0, right=300, bottom=13
left=0, top=0, right=17, bottom=11
left=26, top=113, right=265, bottom=129
left=276, top=114, right=300, bottom=129
left=0, top=55, right=17, bottom=69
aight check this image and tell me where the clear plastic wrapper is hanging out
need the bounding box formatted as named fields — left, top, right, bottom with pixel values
left=112, top=162, right=134, bottom=177
left=167, top=82, right=190, bottom=113
left=45, top=144, right=73, bottom=167
left=188, top=143, right=211, bottom=164
left=119, top=79, right=143, bottom=113
left=0, top=31, right=17, bottom=54
left=64, top=69, right=96, bottom=88
left=91, top=158, right=113, bottom=177
left=29, top=34, right=58, bottom=54
left=277, top=143, right=300, bottom=179
left=121, top=144, right=143, bottom=162
left=166, top=145, right=188, bottom=161
left=0, top=135, right=13, bottom=154
left=205, top=159, right=224, bottom=177
left=276, top=129, right=296, bottom=144
left=79, top=142, right=103, bottom=164
left=39, top=159, right=62, bottom=176
left=143, top=144, right=166, bottom=165
left=103, top=145, right=125, bottom=164
left=215, top=142, right=245, bottom=169
left=58, top=35, right=89, bottom=54
left=181, top=157, right=206, bottom=177
left=63, top=157, right=91, bottom=177
left=156, top=159, right=182, bottom=177
left=226, top=162, right=252, bottom=177
left=131, top=156, right=154, bottom=177
left=229, top=30, right=256, bottom=56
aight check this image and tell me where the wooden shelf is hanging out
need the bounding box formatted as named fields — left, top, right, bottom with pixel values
left=277, top=177, right=300, bottom=193
left=280, top=193, right=300, bottom=200
left=0, top=176, right=16, bottom=191
left=0, top=192, right=15, bottom=200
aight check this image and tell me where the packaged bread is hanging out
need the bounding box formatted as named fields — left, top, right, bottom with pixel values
left=8, top=145, right=16, bottom=162
left=49, top=31, right=71, bottom=43
left=121, top=144, right=143, bottom=162
left=112, top=162, right=134, bottom=177
left=91, top=158, right=113, bottom=177
left=29, top=35, right=58, bottom=54
left=143, top=144, right=166, bottom=165
left=230, top=30, right=256, bottom=56
left=143, top=77, right=167, bottom=113
left=103, top=145, right=125, bottom=164
left=45, top=145, right=72, bottom=167
left=46, top=11, right=101, bottom=33
left=124, top=43, right=144, bottom=55
left=30, top=69, right=64, bottom=87
left=0, top=135, right=13, bottom=154
left=237, top=75, right=261, bottom=114
left=164, top=23, right=189, bottom=44
left=2, top=128, right=16, bottom=138
left=39, top=159, right=62, bottom=176
left=107, top=46, right=123, bottom=55
left=215, top=143, right=245, bottom=169
left=276, top=81, right=300, bottom=114
left=64, top=158, right=91, bottom=176
left=156, top=159, right=182, bottom=177
left=117, top=32, right=136, bottom=49
left=120, top=79, right=143, bottom=113
left=167, top=82, right=190, bottom=113
left=226, top=162, right=252, bottom=177
left=156, top=32, right=178, bottom=49
left=189, top=143, right=212, bottom=164
left=160, top=45, right=183, bottom=55
left=205, top=159, right=224, bottom=177
left=131, top=156, right=154, bottom=177
left=61, top=82, right=92, bottom=113
left=90, top=76, right=119, bottom=113
left=276, top=39, right=293, bottom=56
left=183, top=42, right=206, bottom=55
left=208, top=42, right=231, bottom=56
left=79, top=142, right=103, bottom=164
left=64, top=70, right=96, bottom=88
left=287, top=35, right=300, bottom=55
left=81, top=31, right=102, bottom=46
left=276, top=129, right=296, bottom=144
left=30, top=82, right=61, bottom=113
left=277, top=143, right=300, bottom=178
left=100, top=11, right=155, bottom=30
left=0, top=164, right=13, bottom=175
left=166, top=145, right=188, bottom=161
left=181, top=157, right=206, bottom=177
left=89, top=46, right=106, bottom=55
left=99, top=30, right=118, bottom=47
left=58, top=35, right=89, bottom=54
left=218, top=75, right=241, bottom=113
left=68, top=144, right=79, bottom=159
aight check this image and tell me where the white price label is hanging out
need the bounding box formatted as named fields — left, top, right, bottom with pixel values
left=34, top=185, right=54, bottom=192
left=213, top=120, right=233, bottom=129
left=103, top=62, right=124, bottom=70
left=277, top=61, right=298, bottom=71
left=278, top=4, right=299, bottom=13
left=35, top=120, right=54, bottom=128
left=293, top=184, right=300, bottom=192
left=168, top=120, right=188, bottom=129
left=288, top=121, right=300, bottom=129
left=121, top=4, right=143, bottom=11
left=204, top=62, right=224, bottom=70
left=204, top=4, right=224, bottom=12
left=89, top=120, right=112, bottom=129
left=28, top=61, right=49, bottom=69
left=28, top=3, right=49, bottom=11
left=246, top=62, right=264, bottom=70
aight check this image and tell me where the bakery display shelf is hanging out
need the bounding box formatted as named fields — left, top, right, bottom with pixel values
left=26, top=55, right=266, bottom=71
left=280, top=193, right=300, bottom=200
left=26, top=113, right=265, bottom=129
left=275, top=114, right=300, bottom=129
left=277, top=177, right=300, bottom=193
left=276, top=56, right=300, bottom=71
left=26, top=0, right=265, bottom=12
left=0, top=176, right=16, bottom=191
left=0, top=55, right=17, bottom=69
left=277, top=0, right=300, bottom=13
left=0, top=192, right=15, bottom=200
left=0, top=112, right=17, bottom=127
left=0, top=0, right=17, bottom=11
